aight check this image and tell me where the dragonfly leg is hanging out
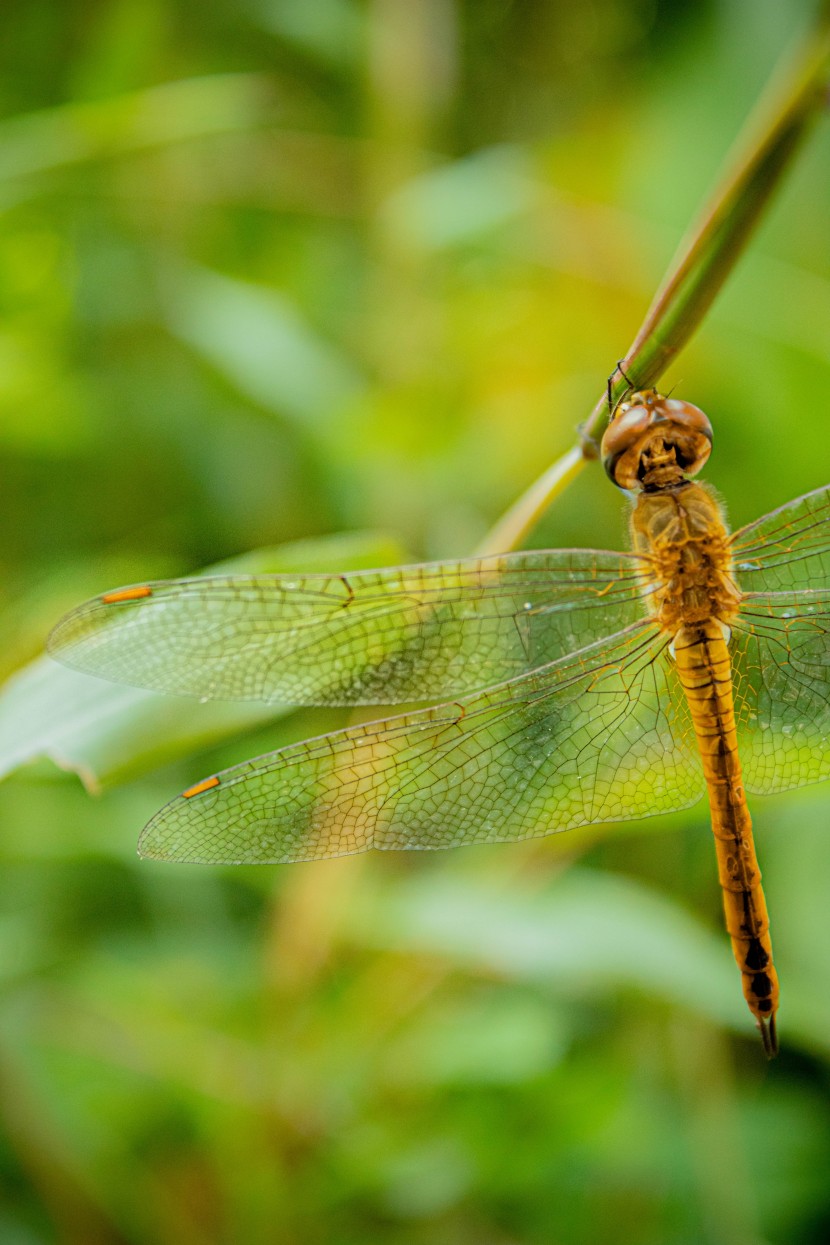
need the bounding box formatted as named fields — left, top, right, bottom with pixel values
left=606, top=358, right=637, bottom=413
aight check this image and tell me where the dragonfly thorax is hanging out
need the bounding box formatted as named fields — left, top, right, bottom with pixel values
left=631, top=483, right=741, bottom=634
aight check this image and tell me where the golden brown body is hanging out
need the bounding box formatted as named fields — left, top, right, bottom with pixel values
left=633, top=481, right=779, bottom=1054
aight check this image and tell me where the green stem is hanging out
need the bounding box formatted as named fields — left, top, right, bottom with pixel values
left=480, top=6, right=830, bottom=555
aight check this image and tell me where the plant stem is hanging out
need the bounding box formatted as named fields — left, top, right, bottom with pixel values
left=480, top=5, right=830, bottom=554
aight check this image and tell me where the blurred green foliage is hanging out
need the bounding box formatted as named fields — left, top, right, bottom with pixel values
left=1, top=1, right=830, bottom=1242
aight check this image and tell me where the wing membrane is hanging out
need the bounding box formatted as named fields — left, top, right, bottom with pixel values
left=138, top=621, right=705, bottom=864
left=721, top=484, right=830, bottom=792
left=733, top=589, right=830, bottom=794
left=48, top=550, right=646, bottom=706
left=731, top=483, right=830, bottom=591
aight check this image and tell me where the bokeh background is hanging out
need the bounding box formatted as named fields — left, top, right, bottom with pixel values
left=1, top=0, right=829, bottom=1242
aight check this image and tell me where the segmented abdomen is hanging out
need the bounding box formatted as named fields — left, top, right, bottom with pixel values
left=673, top=618, right=779, bottom=1056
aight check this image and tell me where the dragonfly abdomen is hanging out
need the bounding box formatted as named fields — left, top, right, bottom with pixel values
left=672, top=619, right=779, bottom=1057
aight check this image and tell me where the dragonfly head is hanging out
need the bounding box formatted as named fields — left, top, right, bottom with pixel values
left=600, top=390, right=713, bottom=491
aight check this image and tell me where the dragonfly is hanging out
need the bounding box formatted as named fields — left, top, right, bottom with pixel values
left=48, top=391, right=830, bottom=1056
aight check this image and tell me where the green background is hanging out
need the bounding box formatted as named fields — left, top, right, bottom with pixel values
left=0, top=1, right=829, bottom=1242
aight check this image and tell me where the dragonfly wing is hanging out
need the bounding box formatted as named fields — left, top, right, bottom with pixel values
left=48, top=550, right=646, bottom=706
left=138, top=621, right=705, bottom=864
left=731, top=483, right=830, bottom=590
left=733, top=589, right=830, bottom=795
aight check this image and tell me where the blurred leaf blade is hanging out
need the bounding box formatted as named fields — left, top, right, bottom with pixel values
left=162, top=263, right=368, bottom=425
left=347, top=867, right=749, bottom=1032
left=0, top=73, right=272, bottom=184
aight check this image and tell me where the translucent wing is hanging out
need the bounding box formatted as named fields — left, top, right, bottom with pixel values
left=138, top=621, right=706, bottom=864
left=729, top=484, right=830, bottom=793
left=732, top=590, right=830, bottom=795
left=731, top=483, right=830, bottom=591
left=48, top=550, right=646, bottom=706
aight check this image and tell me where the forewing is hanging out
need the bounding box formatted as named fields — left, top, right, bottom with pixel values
left=138, top=621, right=705, bottom=864
left=733, top=590, right=830, bottom=795
left=48, top=551, right=646, bottom=706
left=731, top=483, right=830, bottom=592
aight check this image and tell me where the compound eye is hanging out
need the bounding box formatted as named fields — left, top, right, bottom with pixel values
left=660, top=398, right=713, bottom=475
left=600, top=392, right=660, bottom=489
